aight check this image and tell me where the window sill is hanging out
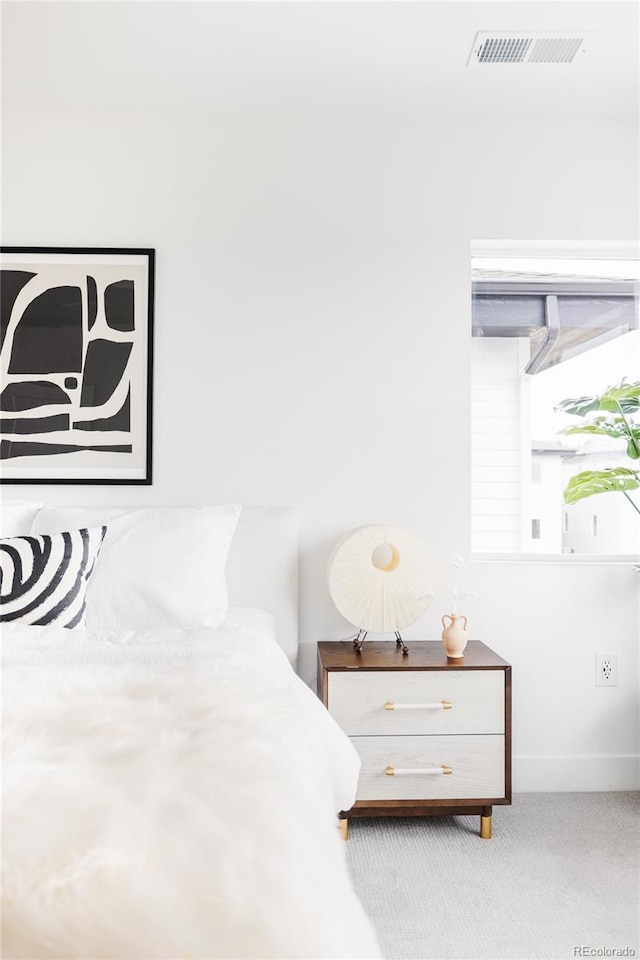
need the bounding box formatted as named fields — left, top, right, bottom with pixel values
left=472, top=553, right=640, bottom=567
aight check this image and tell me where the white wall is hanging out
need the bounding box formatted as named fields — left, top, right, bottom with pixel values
left=530, top=456, right=565, bottom=554
left=563, top=453, right=640, bottom=555
left=2, top=8, right=638, bottom=791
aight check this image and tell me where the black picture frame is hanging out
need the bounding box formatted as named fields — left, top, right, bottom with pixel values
left=0, top=246, right=154, bottom=484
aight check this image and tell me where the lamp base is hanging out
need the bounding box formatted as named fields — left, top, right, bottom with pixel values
left=353, top=630, right=409, bottom=656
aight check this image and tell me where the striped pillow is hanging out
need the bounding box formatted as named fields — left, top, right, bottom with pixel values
left=0, top=527, right=106, bottom=629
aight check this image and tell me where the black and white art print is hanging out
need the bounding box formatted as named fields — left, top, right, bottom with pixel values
left=0, top=247, right=154, bottom=484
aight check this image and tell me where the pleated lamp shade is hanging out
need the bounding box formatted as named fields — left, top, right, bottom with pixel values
left=327, top=525, right=434, bottom=633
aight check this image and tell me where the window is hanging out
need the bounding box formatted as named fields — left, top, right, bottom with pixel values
left=471, top=247, right=640, bottom=557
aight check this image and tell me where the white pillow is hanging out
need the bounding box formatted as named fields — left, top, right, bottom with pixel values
left=1, top=500, right=43, bottom=537
left=31, top=506, right=242, bottom=631
left=226, top=606, right=277, bottom=643
left=0, top=526, right=106, bottom=628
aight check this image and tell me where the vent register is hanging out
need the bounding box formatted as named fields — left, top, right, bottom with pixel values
left=468, top=32, right=586, bottom=66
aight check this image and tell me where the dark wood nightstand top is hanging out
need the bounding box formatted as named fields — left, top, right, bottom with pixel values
left=317, top=640, right=510, bottom=672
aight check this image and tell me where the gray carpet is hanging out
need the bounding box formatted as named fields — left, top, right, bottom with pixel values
left=346, top=792, right=640, bottom=960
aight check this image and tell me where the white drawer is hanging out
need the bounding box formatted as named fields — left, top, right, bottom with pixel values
left=353, top=735, right=505, bottom=801
left=328, top=670, right=504, bottom=736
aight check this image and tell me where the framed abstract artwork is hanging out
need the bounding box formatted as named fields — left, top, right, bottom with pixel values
left=0, top=247, right=154, bottom=484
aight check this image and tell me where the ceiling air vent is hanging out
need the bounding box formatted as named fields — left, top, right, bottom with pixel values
left=468, top=32, right=586, bottom=66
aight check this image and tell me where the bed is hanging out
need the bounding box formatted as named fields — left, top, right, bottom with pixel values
left=1, top=502, right=381, bottom=959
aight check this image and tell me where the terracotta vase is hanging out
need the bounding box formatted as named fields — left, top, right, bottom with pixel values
left=441, top=614, right=468, bottom=659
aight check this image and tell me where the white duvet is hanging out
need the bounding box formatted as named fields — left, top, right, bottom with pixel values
left=2, top=623, right=381, bottom=959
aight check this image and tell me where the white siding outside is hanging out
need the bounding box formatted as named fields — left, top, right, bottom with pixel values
left=471, top=338, right=529, bottom=552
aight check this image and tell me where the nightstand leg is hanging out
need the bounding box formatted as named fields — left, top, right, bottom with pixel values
left=480, top=806, right=492, bottom=840
left=339, top=818, right=349, bottom=841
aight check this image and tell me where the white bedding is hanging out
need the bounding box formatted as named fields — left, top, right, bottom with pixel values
left=2, top=622, right=380, bottom=959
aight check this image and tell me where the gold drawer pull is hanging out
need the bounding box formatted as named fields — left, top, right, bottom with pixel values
left=385, top=765, right=453, bottom=776
left=384, top=700, right=452, bottom=711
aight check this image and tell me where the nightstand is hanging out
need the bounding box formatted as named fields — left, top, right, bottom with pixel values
left=317, top=640, right=511, bottom=839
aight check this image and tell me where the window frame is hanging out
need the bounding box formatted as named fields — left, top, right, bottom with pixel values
left=470, top=240, right=640, bottom=564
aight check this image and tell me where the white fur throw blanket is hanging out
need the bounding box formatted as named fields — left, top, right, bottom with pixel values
left=2, top=624, right=380, bottom=959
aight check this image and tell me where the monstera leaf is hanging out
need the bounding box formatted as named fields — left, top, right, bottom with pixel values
left=555, top=380, right=640, bottom=418
left=557, top=378, right=640, bottom=512
left=559, top=416, right=640, bottom=458
left=563, top=468, right=640, bottom=504
left=557, top=379, right=640, bottom=475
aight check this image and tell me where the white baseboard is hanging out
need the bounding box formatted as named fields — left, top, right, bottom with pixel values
left=513, top=755, right=640, bottom=792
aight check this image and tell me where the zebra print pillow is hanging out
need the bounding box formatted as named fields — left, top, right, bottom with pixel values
left=0, top=527, right=107, bottom=629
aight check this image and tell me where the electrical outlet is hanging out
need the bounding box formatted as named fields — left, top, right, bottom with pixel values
left=596, top=654, right=618, bottom=687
